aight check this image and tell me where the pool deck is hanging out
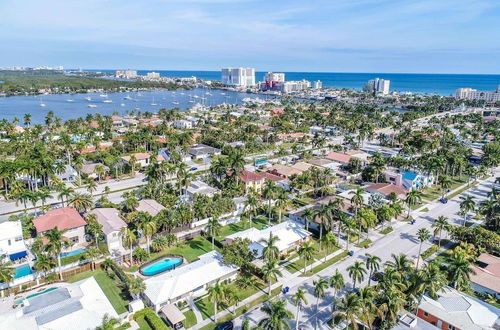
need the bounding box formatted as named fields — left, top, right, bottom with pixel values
left=0, top=282, right=71, bottom=313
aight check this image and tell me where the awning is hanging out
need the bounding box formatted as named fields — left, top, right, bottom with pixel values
left=9, top=250, right=27, bottom=261
left=160, top=304, right=185, bottom=325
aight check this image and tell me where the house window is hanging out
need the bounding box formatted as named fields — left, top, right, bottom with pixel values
left=15, top=236, right=23, bottom=242
left=423, top=311, right=429, bottom=317
left=448, top=325, right=456, bottom=330
left=70, top=236, right=79, bottom=244
left=8, top=239, right=11, bottom=246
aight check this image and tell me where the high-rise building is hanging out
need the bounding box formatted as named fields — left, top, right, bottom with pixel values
left=115, top=70, right=138, bottom=79
left=280, top=80, right=311, bottom=93
left=263, top=72, right=285, bottom=83
left=365, top=78, right=390, bottom=95
left=145, top=72, right=160, bottom=79
left=313, top=80, right=322, bottom=89
left=456, top=86, right=500, bottom=102
left=221, top=68, right=255, bottom=87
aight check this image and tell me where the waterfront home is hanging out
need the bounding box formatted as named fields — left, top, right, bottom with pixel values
left=0, top=277, right=118, bottom=330
left=173, top=119, right=193, bottom=129
left=187, top=144, right=221, bottom=160
left=80, top=162, right=109, bottom=179
left=33, top=207, right=87, bottom=249
left=365, top=183, right=407, bottom=199
left=0, top=221, right=27, bottom=262
left=291, top=161, right=318, bottom=172
left=136, top=199, right=166, bottom=217
left=143, top=251, right=239, bottom=311
left=186, top=180, right=220, bottom=200
left=259, top=171, right=291, bottom=190
left=416, top=286, right=500, bottom=330
left=325, top=149, right=370, bottom=166
left=225, top=220, right=311, bottom=258
left=470, top=253, right=500, bottom=298
left=307, top=158, right=342, bottom=171
left=384, top=170, right=434, bottom=190
left=158, top=148, right=191, bottom=163
left=238, top=169, right=266, bottom=193
left=87, top=208, right=127, bottom=256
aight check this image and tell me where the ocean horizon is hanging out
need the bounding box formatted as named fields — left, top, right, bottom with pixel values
left=88, top=69, right=500, bottom=96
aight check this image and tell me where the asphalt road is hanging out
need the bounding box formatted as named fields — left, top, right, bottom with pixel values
left=232, top=170, right=498, bottom=329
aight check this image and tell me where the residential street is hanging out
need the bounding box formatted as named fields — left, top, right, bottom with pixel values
left=229, top=170, right=498, bottom=330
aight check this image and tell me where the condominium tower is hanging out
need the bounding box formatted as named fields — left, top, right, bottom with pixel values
left=221, top=68, right=255, bottom=87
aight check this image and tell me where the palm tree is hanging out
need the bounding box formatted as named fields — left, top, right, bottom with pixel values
left=459, top=195, right=475, bottom=226
left=378, top=287, right=406, bottom=323
left=121, top=227, right=136, bottom=264
left=85, top=178, right=98, bottom=196
left=45, top=227, right=71, bottom=280
left=333, top=293, right=361, bottom=330
left=438, top=175, right=452, bottom=199
left=275, top=189, right=289, bottom=222
left=415, top=228, right=431, bottom=269
left=260, top=233, right=280, bottom=262
left=365, top=254, right=381, bottom=286
left=207, top=280, right=227, bottom=323
left=313, top=277, right=329, bottom=330
left=0, top=261, right=14, bottom=285
left=321, top=232, right=337, bottom=261
left=358, top=286, right=379, bottom=329
left=95, top=314, right=120, bottom=330
left=205, top=217, right=222, bottom=250
left=68, top=192, right=93, bottom=212
left=298, top=240, right=315, bottom=273
left=259, top=299, right=293, bottom=330
left=141, top=220, right=157, bottom=253
left=301, top=207, right=314, bottom=231
left=291, top=287, right=308, bottom=330
left=349, top=187, right=365, bottom=219
left=347, top=261, right=367, bottom=289
left=33, top=253, right=55, bottom=281
left=263, top=180, right=277, bottom=224
left=448, top=253, right=475, bottom=290
left=127, top=276, right=146, bottom=298
left=329, top=269, right=345, bottom=313
left=84, top=246, right=102, bottom=271
left=262, top=260, right=282, bottom=294
left=432, top=216, right=449, bottom=247
left=405, top=190, right=422, bottom=218
left=385, top=253, right=412, bottom=273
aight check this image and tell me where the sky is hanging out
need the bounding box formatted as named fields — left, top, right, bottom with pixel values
left=1, top=0, right=500, bottom=74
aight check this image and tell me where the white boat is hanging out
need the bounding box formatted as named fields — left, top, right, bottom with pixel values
left=188, top=100, right=195, bottom=103
left=88, top=104, right=97, bottom=108
left=85, top=96, right=92, bottom=101
left=124, top=95, right=132, bottom=100
left=66, top=99, right=74, bottom=102
left=205, top=92, right=212, bottom=95
left=151, top=97, right=157, bottom=106
left=100, top=93, right=108, bottom=98
left=40, top=103, right=46, bottom=107
left=120, top=103, right=125, bottom=107
left=172, top=101, right=179, bottom=105
left=103, top=99, right=112, bottom=103
left=137, top=93, right=142, bottom=97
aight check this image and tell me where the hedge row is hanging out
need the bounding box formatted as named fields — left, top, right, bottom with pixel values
left=136, top=308, right=169, bottom=330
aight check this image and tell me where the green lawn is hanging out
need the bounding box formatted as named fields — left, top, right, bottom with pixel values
left=195, top=297, right=215, bottom=320
left=183, top=309, right=198, bottom=328
left=419, top=178, right=467, bottom=203
left=127, top=236, right=217, bottom=272
left=379, top=227, right=393, bottom=235
left=300, top=251, right=349, bottom=277
left=216, top=216, right=268, bottom=240
left=67, top=270, right=129, bottom=314
left=356, top=239, right=372, bottom=248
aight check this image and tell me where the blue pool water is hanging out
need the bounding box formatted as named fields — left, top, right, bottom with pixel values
left=26, top=287, right=58, bottom=299
left=60, top=248, right=86, bottom=258
left=141, top=257, right=183, bottom=276
left=14, top=264, right=33, bottom=279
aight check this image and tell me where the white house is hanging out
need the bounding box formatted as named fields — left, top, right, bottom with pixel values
left=87, top=208, right=127, bottom=256
left=56, top=164, right=79, bottom=182
left=173, top=119, right=193, bottom=129
left=143, top=251, right=239, bottom=311
left=120, top=153, right=151, bottom=169
left=188, top=144, right=221, bottom=160
left=0, top=277, right=119, bottom=330
left=186, top=180, right=220, bottom=200
left=0, top=221, right=27, bottom=262
left=225, top=220, right=311, bottom=258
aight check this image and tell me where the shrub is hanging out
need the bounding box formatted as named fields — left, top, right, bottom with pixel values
left=135, top=308, right=168, bottom=330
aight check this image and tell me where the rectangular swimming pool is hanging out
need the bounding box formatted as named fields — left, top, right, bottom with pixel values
left=14, top=264, right=33, bottom=279
left=60, top=248, right=86, bottom=258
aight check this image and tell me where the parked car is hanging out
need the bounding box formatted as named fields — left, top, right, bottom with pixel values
left=215, top=321, right=234, bottom=330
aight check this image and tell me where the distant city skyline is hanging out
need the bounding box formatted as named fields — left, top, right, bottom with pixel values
left=1, top=0, right=500, bottom=74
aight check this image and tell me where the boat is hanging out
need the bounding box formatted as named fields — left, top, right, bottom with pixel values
left=124, top=95, right=132, bottom=100
left=137, top=92, right=142, bottom=97
left=120, top=103, right=125, bottom=107
left=100, top=93, right=108, bottom=98
left=84, top=96, right=91, bottom=101
left=66, top=99, right=74, bottom=102
left=172, top=101, right=179, bottom=105
left=88, top=104, right=97, bottom=108
left=188, top=100, right=195, bottom=103
left=39, top=97, right=46, bottom=107
left=151, top=97, right=157, bottom=106
left=103, top=99, right=112, bottom=103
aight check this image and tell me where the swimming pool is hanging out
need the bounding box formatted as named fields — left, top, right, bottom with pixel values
left=140, top=257, right=183, bottom=276
left=14, top=264, right=33, bottom=279
left=60, top=248, right=86, bottom=258
left=26, top=287, right=58, bottom=299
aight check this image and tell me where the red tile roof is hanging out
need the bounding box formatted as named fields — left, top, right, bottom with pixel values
left=325, top=152, right=352, bottom=163
left=34, top=207, right=87, bottom=233
left=366, top=183, right=407, bottom=197
left=239, top=170, right=264, bottom=182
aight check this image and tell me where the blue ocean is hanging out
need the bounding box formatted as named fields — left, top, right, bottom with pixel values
left=98, top=70, right=500, bottom=96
